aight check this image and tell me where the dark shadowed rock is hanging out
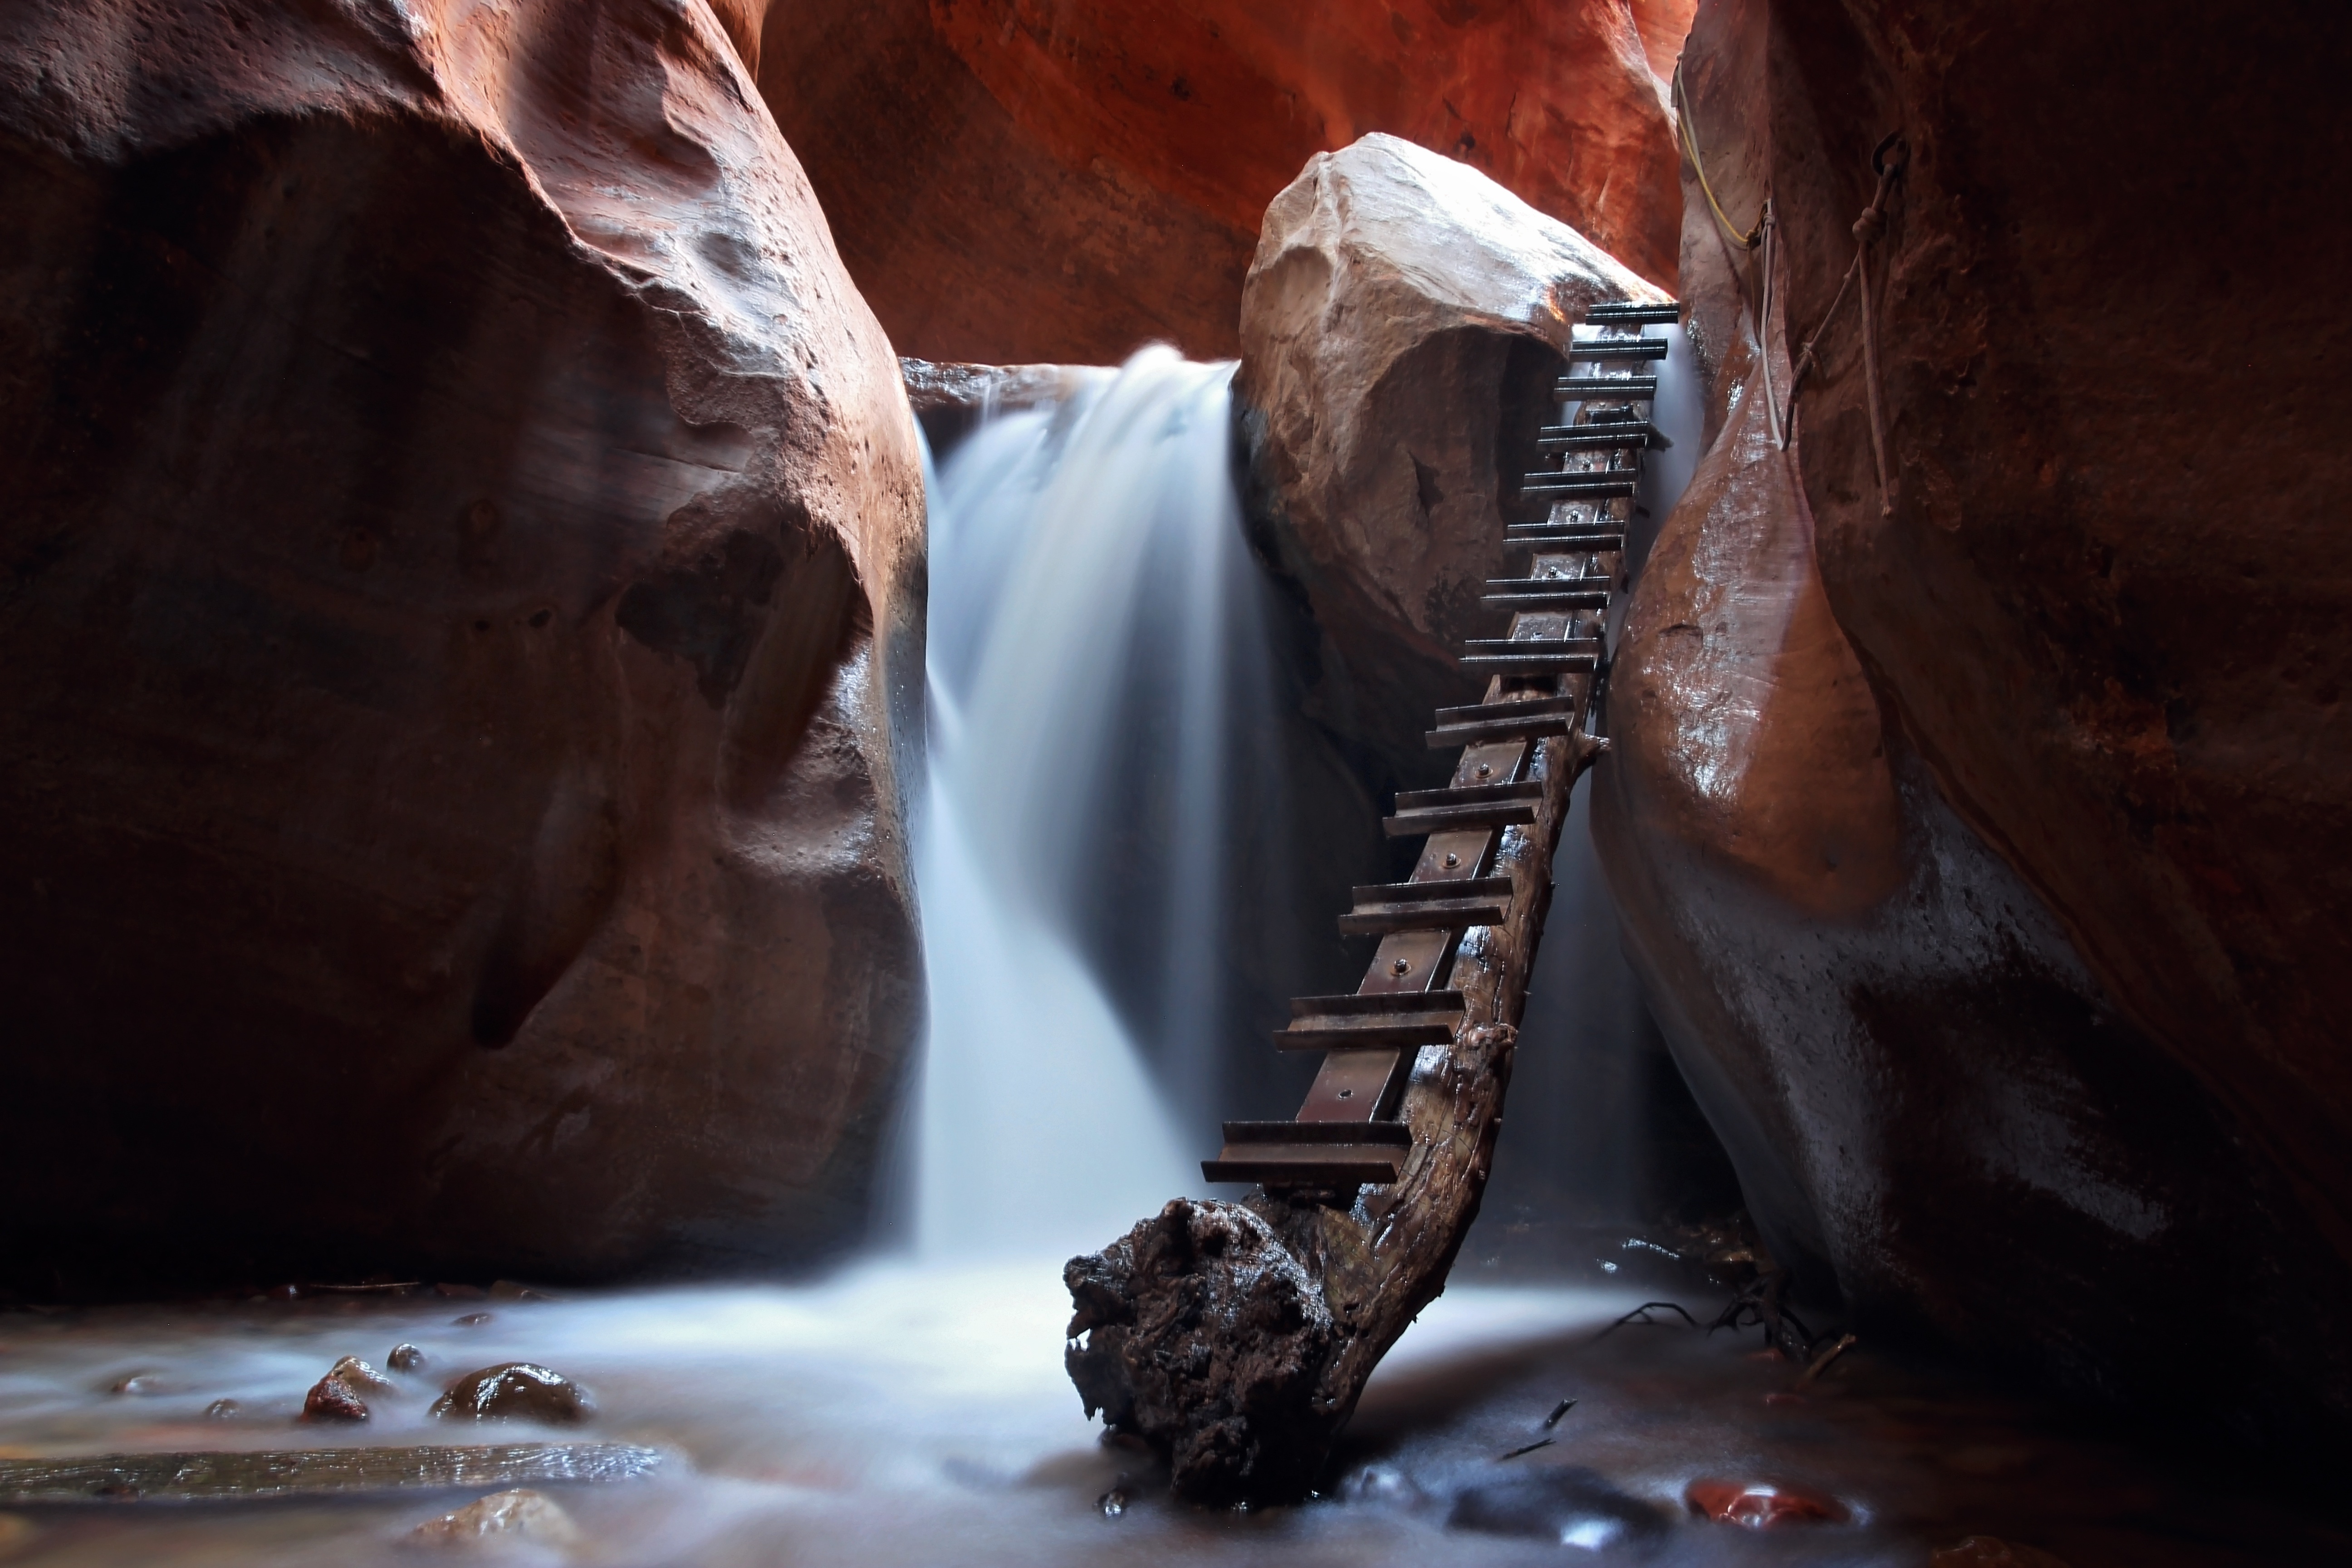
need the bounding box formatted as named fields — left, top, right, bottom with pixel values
left=0, top=0, right=924, bottom=1295
left=431, top=1365, right=593, bottom=1426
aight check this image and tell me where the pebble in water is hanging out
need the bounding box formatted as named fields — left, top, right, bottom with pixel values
left=389, top=1344, right=428, bottom=1373
left=304, top=1377, right=370, bottom=1423
left=406, top=1488, right=583, bottom=1552
left=106, top=1372, right=165, bottom=1396
left=431, top=1364, right=594, bottom=1425
left=204, top=1399, right=240, bottom=1421
left=1448, top=1468, right=1668, bottom=1551
left=328, top=1357, right=396, bottom=1395
left=1684, top=1479, right=1847, bottom=1529
left=451, top=1313, right=495, bottom=1328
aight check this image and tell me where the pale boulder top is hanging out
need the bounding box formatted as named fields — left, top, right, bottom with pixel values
left=1252, top=132, right=1665, bottom=344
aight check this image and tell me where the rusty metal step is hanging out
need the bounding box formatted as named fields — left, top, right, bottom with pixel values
left=1554, top=375, right=1658, bottom=400
left=1567, top=338, right=1670, bottom=362
left=1278, top=988, right=1465, bottom=1051
left=1586, top=301, right=1681, bottom=323
left=1203, top=1119, right=1412, bottom=1186
left=1483, top=580, right=1610, bottom=610
left=1461, top=638, right=1602, bottom=676
left=1504, top=524, right=1627, bottom=548
left=1384, top=780, right=1543, bottom=836
left=1521, top=471, right=1638, bottom=497
left=1426, top=695, right=1580, bottom=749
left=1336, top=876, right=1514, bottom=936
left=1538, top=422, right=1670, bottom=451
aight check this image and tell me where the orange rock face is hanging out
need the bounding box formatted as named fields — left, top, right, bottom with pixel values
left=1597, top=0, right=2352, bottom=1440
left=0, top=0, right=925, bottom=1290
left=751, top=0, right=1688, bottom=363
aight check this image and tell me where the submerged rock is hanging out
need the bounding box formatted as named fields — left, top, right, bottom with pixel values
left=389, top=1345, right=428, bottom=1374
left=1683, top=1478, right=1846, bottom=1529
left=1447, top=1467, right=1668, bottom=1549
left=432, top=1366, right=594, bottom=1426
left=407, top=1488, right=583, bottom=1552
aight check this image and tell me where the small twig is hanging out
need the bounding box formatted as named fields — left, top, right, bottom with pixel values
left=1499, top=1438, right=1556, bottom=1461
left=1543, top=1398, right=1577, bottom=1429
left=1596, top=1301, right=1699, bottom=1338
left=1796, top=1333, right=1857, bottom=1388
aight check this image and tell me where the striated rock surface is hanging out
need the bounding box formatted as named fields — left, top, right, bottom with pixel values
left=751, top=1, right=1689, bottom=364
left=1596, top=0, right=2352, bottom=1441
left=0, top=0, right=925, bottom=1293
left=1238, top=134, right=1666, bottom=768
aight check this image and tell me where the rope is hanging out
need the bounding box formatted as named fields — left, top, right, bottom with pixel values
left=1672, top=61, right=1763, bottom=251
left=1757, top=200, right=1784, bottom=448
left=1781, top=136, right=1908, bottom=520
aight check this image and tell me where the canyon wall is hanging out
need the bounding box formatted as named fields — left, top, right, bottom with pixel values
left=751, top=0, right=1692, bottom=364
left=0, top=0, right=926, bottom=1292
left=1597, top=0, right=2352, bottom=1437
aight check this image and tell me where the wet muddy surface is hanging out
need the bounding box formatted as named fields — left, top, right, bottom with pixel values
left=0, top=1263, right=2339, bottom=1565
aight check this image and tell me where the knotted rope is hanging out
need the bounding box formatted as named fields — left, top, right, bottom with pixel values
left=1785, top=135, right=1909, bottom=521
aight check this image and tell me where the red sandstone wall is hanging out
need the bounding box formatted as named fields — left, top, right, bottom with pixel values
left=753, top=0, right=1690, bottom=364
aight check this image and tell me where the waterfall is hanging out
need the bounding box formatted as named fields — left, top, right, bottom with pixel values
left=914, top=346, right=1260, bottom=1259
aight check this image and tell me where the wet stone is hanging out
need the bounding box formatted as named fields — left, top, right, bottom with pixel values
left=407, top=1488, right=583, bottom=1551
left=1448, top=1467, right=1668, bottom=1551
left=389, top=1344, right=428, bottom=1373
left=304, top=1376, right=370, bottom=1423
left=106, top=1372, right=165, bottom=1396
left=432, top=1364, right=594, bottom=1425
left=451, top=1313, right=495, bottom=1328
left=1685, top=1478, right=1847, bottom=1528
left=329, top=1356, right=396, bottom=1395
left=204, top=1399, right=240, bottom=1421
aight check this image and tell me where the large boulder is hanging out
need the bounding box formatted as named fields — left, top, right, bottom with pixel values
left=0, top=0, right=924, bottom=1291
left=1595, top=0, right=2352, bottom=1438
left=749, top=1, right=1689, bottom=363
left=1237, top=134, right=1667, bottom=770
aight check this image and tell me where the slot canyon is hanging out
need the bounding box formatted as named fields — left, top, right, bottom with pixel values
left=0, top=0, right=2345, bottom=1563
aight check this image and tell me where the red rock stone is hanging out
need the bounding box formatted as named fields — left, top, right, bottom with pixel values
left=749, top=0, right=1689, bottom=363
left=0, top=0, right=924, bottom=1293
left=1684, top=1478, right=1846, bottom=1528
left=1594, top=0, right=2352, bottom=1441
left=302, top=1377, right=369, bottom=1424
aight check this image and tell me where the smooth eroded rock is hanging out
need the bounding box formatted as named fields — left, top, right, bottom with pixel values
left=1593, top=0, right=2352, bottom=1445
left=1238, top=133, right=1666, bottom=767
left=303, top=1378, right=370, bottom=1425
left=407, top=1488, right=583, bottom=1552
left=431, top=1365, right=594, bottom=1426
left=0, top=0, right=925, bottom=1294
left=751, top=1, right=1687, bottom=362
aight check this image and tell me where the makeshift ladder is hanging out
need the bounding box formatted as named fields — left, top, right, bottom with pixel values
left=1204, top=299, right=1681, bottom=1189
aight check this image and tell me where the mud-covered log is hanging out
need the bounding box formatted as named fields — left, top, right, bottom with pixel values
left=1064, top=715, right=1602, bottom=1502
left=0, top=1444, right=662, bottom=1505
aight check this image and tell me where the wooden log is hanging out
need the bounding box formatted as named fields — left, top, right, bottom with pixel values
left=1065, top=665, right=1611, bottom=1504
left=0, top=1443, right=663, bottom=1504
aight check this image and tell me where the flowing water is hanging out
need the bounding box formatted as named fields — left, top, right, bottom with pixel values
left=2, top=338, right=2339, bottom=1565
left=913, top=345, right=1267, bottom=1258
